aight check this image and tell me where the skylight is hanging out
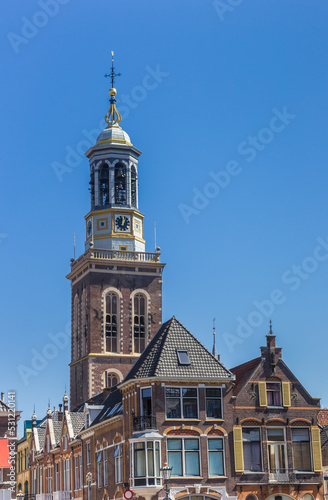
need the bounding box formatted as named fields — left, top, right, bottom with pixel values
left=177, top=350, right=190, bottom=365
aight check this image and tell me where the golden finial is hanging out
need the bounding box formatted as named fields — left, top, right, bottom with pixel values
left=104, top=51, right=122, bottom=125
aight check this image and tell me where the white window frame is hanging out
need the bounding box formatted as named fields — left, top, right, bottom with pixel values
left=165, top=386, right=199, bottom=419
left=115, top=444, right=123, bottom=484
left=96, top=451, right=102, bottom=488
left=266, top=382, right=282, bottom=408
left=55, top=463, right=59, bottom=492
left=140, top=387, right=152, bottom=416
left=86, top=442, right=91, bottom=467
left=242, top=426, right=264, bottom=474
left=74, top=455, right=79, bottom=491
left=291, top=426, right=313, bottom=473
left=205, top=387, right=223, bottom=420
left=167, top=437, right=201, bottom=477
left=207, top=436, right=225, bottom=477
left=130, top=439, right=161, bottom=487
left=267, top=426, right=288, bottom=474
left=87, top=481, right=91, bottom=500
left=79, top=454, right=83, bottom=490
left=103, top=449, right=108, bottom=486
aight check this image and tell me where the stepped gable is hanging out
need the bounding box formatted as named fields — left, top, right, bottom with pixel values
left=124, top=316, right=234, bottom=382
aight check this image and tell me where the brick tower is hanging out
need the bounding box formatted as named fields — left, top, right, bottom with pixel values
left=67, top=55, right=165, bottom=409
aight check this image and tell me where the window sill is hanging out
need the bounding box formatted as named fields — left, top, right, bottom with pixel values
left=205, top=419, right=224, bottom=422
left=293, top=471, right=315, bottom=474
left=243, top=471, right=264, bottom=474
left=208, top=476, right=227, bottom=479
left=165, top=419, right=201, bottom=422
left=171, top=476, right=204, bottom=479
left=267, top=406, right=284, bottom=410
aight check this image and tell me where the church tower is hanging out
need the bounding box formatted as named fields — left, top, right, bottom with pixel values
left=67, top=55, right=165, bottom=410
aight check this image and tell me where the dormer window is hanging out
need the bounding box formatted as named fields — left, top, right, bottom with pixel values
left=177, top=350, right=190, bottom=365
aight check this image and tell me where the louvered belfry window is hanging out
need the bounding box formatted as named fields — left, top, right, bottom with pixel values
left=134, top=294, right=146, bottom=353
left=106, top=293, right=118, bottom=352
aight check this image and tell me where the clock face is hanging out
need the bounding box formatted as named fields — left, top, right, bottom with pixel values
left=115, top=215, right=130, bottom=232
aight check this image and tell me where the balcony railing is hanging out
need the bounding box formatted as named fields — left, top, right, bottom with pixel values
left=53, top=492, right=70, bottom=500
left=133, top=415, right=157, bottom=432
left=237, top=469, right=321, bottom=485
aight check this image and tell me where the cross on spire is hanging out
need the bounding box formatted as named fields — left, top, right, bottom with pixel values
left=104, top=51, right=121, bottom=89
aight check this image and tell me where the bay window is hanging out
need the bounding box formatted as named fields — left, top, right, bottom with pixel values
left=165, top=387, right=198, bottom=419
left=292, top=428, right=312, bottom=471
left=208, top=438, right=225, bottom=476
left=242, top=428, right=262, bottom=472
left=167, top=438, right=200, bottom=476
left=132, top=440, right=161, bottom=487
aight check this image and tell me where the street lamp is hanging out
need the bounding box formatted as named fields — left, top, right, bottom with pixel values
left=160, top=462, right=172, bottom=500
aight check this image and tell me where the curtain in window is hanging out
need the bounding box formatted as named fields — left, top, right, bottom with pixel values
left=242, top=428, right=262, bottom=472
left=292, top=428, right=311, bottom=471
left=134, top=443, right=146, bottom=477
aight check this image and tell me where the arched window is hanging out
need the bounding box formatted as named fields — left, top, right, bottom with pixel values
left=131, top=165, right=137, bottom=207
left=105, top=371, right=118, bottom=389
left=134, top=294, right=146, bottom=353
left=81, top=290, right=87, bottom=356
left=105, top=293, right=118, bottom=352
left=99, top=164, right=109, bottom=206
left=89, top=168, right=95, bottom=208
left=115, top=163, right=127, bottom=205
left=73, top=295, right=79, bottom=360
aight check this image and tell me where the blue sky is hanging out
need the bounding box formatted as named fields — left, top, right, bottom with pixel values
left=1, top=0, right=328, bottom=434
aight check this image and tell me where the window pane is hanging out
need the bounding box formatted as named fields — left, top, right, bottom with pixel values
left=243, top=428, right=260, bottom=442
left=209, top=451, right=224, bottom=476
left=166, top=398, right=181, bottom=419
left=134, top=443, right=145, bottom=477
left=168, top=452, right=182, bottom=476
left=267, top=428, right=284, bottom=441
left=183, top=399, right=198, bottom=418
left=208, top=439, right=223, bottom=450
left=206, top=399, right=222, bottom=419
left=167, top=439, right=182, bottom=450
left=244, top=442, right=262, bottom=472
left=185, top=451, right=200, bottom=476
left=182, top=388, right=197, bottom=398
left=185, top=439, right=199, bottom=450
left=206, top=388, right=221, bottom=397
left=166, top=388, right=180, bottom=397
left=147, top=447, right=154, bottom=476
left=292, top=429, right=309, bottom=441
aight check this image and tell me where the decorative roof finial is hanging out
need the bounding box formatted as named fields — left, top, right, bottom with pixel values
left=104, top=51, right=122, bottom=125
left=269, top=319, right=273, bottom=335
left=212, top=317, right=218, bottom=359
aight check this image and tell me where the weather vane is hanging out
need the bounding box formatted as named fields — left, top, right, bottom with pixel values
left=104, top=51, right=122, bottom=125
left=104, top=51, right=121, bottom=89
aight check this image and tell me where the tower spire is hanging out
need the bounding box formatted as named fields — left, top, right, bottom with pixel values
left=212, top=317, right=218, bottom=360
left=104, top=50, right=122, bottom=125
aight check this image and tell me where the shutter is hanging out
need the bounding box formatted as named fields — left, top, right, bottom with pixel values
left=258, top=382, right=267, bottom=407
left=282, top=382, right=291, bottom=407
left=311, top=426, right=322, bottom=472
left=233, top=426, right=244, bottom=473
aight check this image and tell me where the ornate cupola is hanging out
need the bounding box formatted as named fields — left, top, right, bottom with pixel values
left=84, top=53, right=144, bottom=253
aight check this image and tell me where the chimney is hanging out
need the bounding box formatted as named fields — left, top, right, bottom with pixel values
left=1, top=392, right=4, bottom=401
